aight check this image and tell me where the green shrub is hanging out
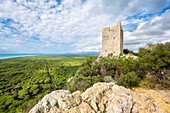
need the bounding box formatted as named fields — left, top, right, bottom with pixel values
left=25, top=94, right=30, bottom=100
left=39, top=79, right=44, bottom=84
left=123, top=49, right=129, bottom=54
left=29, top=85, right=39, bottom=93
left=91, top=74, right=101, bottom=84
left=18, top=89, right=28, bottom=98
left=68, top=74, right=101, bottom=92
left=33, top=89, right=40, bottom=95
left=71, top=75, right=91, bottom=92
left=119, top=71, right=140, bottom=87
left=5, top=96, right=14, bottom=106
left=42, top=84, right=51, bottom=90
left=44, top=78, right=50, bottom=83
left=9, top=100, right=23, bottom=109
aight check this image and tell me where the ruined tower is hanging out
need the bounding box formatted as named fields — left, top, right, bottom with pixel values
left=99, top=21, right=123, bottom=57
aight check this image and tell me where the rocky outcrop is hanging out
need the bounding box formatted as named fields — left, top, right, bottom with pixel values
left=29, top=82, right=170, bottom=113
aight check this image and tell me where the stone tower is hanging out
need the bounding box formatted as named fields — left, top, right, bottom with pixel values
left=99, top=21, right=123, bottom=57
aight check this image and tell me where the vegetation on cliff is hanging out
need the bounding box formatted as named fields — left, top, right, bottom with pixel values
left=68, top=42, right=170, bottom=92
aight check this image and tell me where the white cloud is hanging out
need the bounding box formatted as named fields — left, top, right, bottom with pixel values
left=77, top=45, right=102, bottom=52
left=137, top=23, right=145, bottom=30
left=162, top=40, right=170, bottom=44
left=124, top=9, right=170, bottom=51
left=0, top=0, right=169, bottom=53
left=0, top=47, right=8, bottom=50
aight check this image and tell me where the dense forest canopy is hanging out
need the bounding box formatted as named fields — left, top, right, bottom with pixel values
left=0, top=56, right=89, bottom=113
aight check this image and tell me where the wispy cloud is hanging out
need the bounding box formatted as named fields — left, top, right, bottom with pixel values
left=124, top=9, right=170, bottom=51
left=0, top=0, right=169, bottom=53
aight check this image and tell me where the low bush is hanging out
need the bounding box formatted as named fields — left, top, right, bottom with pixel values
left=68, top=74, right=101, bottom=92
left=118, top=71, right=140, bottom=87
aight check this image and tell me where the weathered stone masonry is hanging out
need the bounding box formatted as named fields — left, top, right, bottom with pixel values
left=99, top=21, right=123, bottom=57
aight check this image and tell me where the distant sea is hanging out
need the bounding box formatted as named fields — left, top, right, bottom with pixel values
left=0, top=54, right=34, bottom=59
left=0, top=52, right=99, bottom=59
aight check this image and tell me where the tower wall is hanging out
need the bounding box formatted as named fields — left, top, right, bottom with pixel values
left=99, top=21, right=123, bottom=57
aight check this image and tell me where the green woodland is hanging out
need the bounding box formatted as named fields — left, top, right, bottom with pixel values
left=0, top=55, right=90, bottom=113
left=0, top=42, right=169, bottom=113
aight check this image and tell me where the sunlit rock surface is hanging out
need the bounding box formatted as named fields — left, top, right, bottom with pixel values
left=29, top=82, right=170, bottom=113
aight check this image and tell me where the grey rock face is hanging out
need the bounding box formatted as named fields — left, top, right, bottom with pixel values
left=29, top=82, right=170, bottom=113
left=103, top=76, right=117, bottom=83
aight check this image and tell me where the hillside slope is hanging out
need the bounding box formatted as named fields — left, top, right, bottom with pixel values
left=29, top=82, right=170, bottom=113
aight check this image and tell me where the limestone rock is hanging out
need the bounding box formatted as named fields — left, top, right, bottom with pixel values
left=29, top=82, right=170, bottom=113
left=29, top=90, right=81, bottom=113
left=103, top=75, right=117, bottom=83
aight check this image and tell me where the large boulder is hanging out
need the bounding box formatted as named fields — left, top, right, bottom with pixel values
left=29, top=82, right=170, bottom=113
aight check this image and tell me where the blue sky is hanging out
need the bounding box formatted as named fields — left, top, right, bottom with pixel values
left=0, top=0, right=170, bottom=54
